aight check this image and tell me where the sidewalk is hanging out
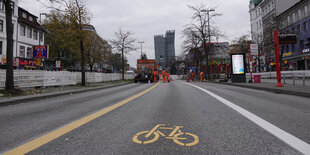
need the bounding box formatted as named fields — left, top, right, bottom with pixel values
left=0, top=81, right=133, bottom=106
left=207, top=80, right=310, bottom=98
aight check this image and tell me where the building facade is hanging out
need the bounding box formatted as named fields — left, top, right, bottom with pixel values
left=250, top=0, right=302, bottom=71
left=277, top=0, right=310, bottom=70
left=0, top=2, right=46, bottom=69
left=17, top=7, right=44, bottom=59
left=249, top=0, right=266, bottom=71
left=0, top=0, right=19, bottom=66
left=154, top=30, right=175, bottom=69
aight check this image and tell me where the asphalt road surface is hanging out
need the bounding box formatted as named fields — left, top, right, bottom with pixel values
left=1, top=81, right=310, bottom=155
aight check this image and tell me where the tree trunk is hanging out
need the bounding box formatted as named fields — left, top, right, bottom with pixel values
left=90, top=64, right=93, bottom=72
left=80, top=39, right=86, bottom=86
left=5, top=0, right=14, bottom=91
left=121, top=49, right=124, bottom=80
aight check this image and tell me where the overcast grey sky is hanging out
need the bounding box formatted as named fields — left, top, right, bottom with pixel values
left=20, top=0, right=250, bottom=68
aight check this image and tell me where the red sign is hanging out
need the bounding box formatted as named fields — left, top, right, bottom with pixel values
left=19, top=58, right=38, bottom=67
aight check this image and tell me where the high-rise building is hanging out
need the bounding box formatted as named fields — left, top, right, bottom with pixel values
left=154, top=30, right=175, bottom=69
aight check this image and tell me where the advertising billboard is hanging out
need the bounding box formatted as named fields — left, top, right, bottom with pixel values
left=33, top=45, right=49, bottom=59
left=231, top=54, right=245, bottom=75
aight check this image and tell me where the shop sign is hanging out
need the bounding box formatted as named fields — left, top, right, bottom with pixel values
left=279, top=34, right=297, bottom=44
left=302, top=48, right=310, bottom=53
left=19, top=58, right=38, bottom=67
left=283, top=52, right=293, bottom=57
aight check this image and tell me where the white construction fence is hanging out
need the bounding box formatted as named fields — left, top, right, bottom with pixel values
left=0, top=69, right=135, bottom=89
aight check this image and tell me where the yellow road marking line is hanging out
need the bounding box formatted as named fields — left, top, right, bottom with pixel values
left=4, top=82, right=160, bottom=155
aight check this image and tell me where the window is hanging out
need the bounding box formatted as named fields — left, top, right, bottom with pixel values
left=259, top=20, right=262, bottom=29
left=300, top=40, right=304, bottom=50
left=292, top=27, right=295, bottom=33
left=20, top=25, right=25, bottom=36
left=29, top=16, right=33, bottom=22
left=298, top=9, right=301, bottom=20
left=291, top=44, right=295, bottom=52
left=0, top=1, right=4, bottom=11
left=20, top=46, right=25, bottom=57
left=306, top=5, right=308, bottom=17
left=0, top=41, right=2, bottom=55
left=33, top=30, right=38, bottom=40
left=293, top=13, right=296, bottom=23
left=287, top=16, right=290, bottom=25
left=0, top=20, right=3, bottom=31
left=22, top=12, right=27, bottom=18
left=27, top=47, right=32, bottom=58
left=39, top=32, right=43, bottom=41
left=257, top=22, right=259, bottom=30
left=297, top=25, right=301, bottom=33
left=27, top=27, right=32, bottom=38
left=285, top=45, right=289, bottom=52
left=304, top=22, right=308, bottom=31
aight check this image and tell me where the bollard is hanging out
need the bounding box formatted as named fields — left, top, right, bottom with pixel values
left=293, top=74, right=295, bottom=85
left=283, top=74, right=286, bottom=84
left=303, top=73, right=305, bottom=86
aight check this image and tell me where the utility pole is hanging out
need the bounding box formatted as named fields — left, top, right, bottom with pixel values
left=201, top=9, right=215, bottom=78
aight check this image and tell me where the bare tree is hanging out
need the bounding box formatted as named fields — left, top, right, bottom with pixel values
left=184, top=4, right=222, bottom=76
left=110, top=28, right=136, bottom=80
left=181, top=27, right=202, bottom=72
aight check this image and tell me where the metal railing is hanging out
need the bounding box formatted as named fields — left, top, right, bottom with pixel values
left=246, top=71, right=310, bottom=86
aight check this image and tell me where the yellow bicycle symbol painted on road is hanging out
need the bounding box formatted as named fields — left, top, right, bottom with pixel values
left=133, top=124, right=199, bottom=146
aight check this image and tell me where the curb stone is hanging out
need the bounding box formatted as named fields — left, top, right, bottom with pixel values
left=0, top=82, right=132, bottom=107
left=205, top=81, right=310, bottom=98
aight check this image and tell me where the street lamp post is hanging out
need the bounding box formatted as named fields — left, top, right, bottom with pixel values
left=138, top=41, right=145, bottom=59
left=39, top=13, right=47, bottom=70
left=201, top=9, right=215, bottom=78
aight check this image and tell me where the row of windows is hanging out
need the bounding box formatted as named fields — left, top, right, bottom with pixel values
left=262, top=1, right=275, bottom=17
left=284, top=20, right=310, bottom=34
left=285, top=5, right=309, bottom=26
left=21, top=12, right=34, bottom=22
left=20, top=25, right=43, bottom=40
left=19, top=46, right=33, bottom=58
left=0, top=42, right=34, bottom=58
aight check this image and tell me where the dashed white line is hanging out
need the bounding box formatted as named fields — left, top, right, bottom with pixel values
left=183, top=81, right=310, bottom=155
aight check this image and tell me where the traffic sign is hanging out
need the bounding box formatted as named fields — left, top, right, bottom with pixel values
left=250, top=44, right=258, bottom=55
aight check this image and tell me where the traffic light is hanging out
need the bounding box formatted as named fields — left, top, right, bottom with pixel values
left=160, top=55, right=163, bottom=60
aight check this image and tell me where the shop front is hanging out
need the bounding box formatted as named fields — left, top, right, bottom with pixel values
left=282, top=49, right=310, bottom=70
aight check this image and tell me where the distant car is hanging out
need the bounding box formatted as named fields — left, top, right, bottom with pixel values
left=126, top=70, right=134, bottom=74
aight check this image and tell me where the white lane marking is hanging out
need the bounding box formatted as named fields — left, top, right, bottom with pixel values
left=182, top=81, right=310, bottom=155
